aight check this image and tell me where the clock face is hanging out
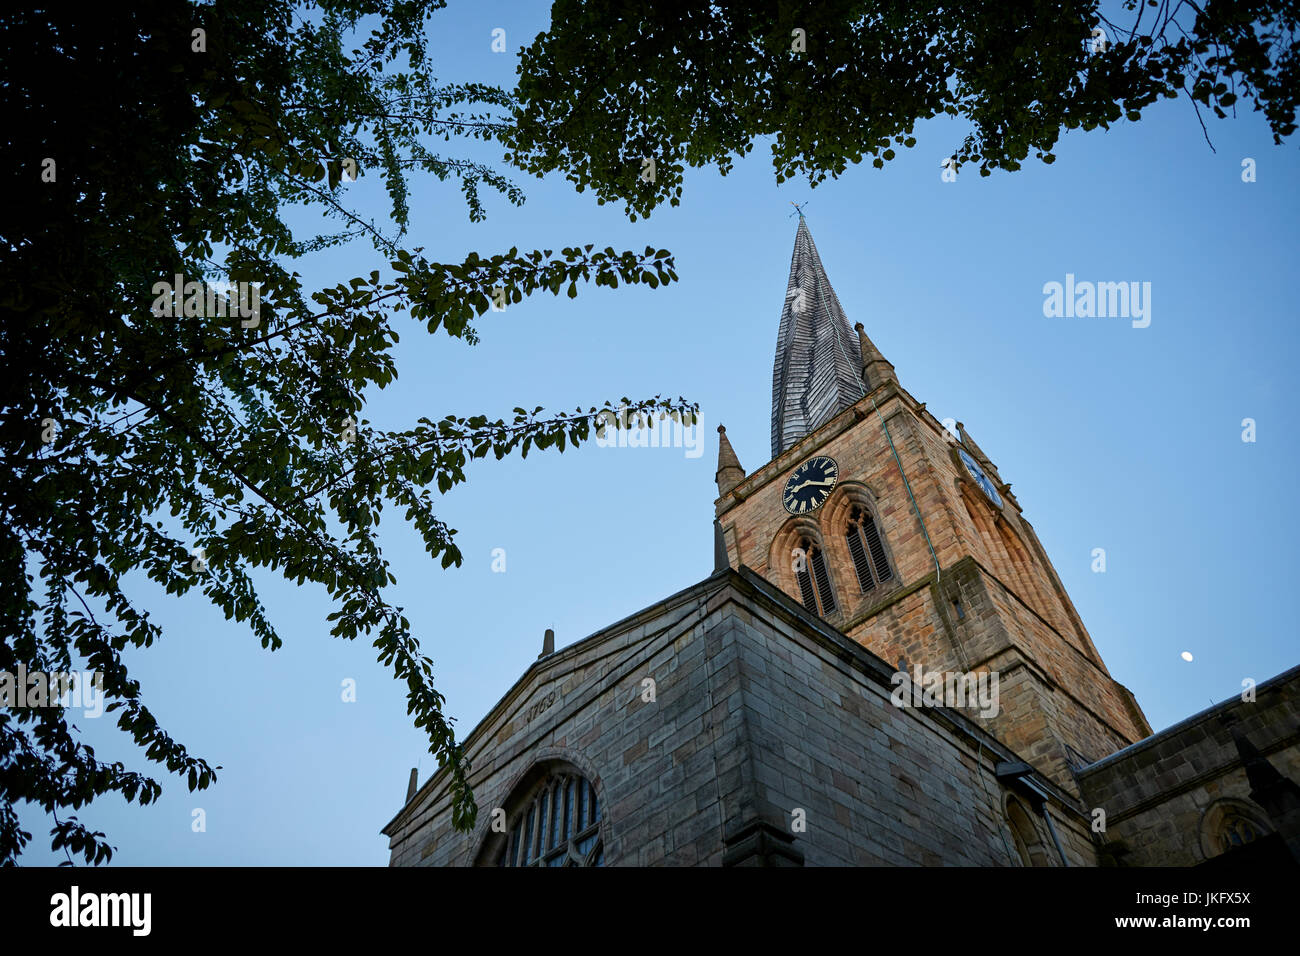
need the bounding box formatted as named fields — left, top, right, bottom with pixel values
left=782, top=456, right=839, bottom=515
left=959, top=448, right=1002, bottom=508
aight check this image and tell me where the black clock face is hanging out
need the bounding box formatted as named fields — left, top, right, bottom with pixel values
left=783, top=456, right=839, bottom=514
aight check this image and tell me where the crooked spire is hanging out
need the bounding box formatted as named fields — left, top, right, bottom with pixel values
left=771, top=217, right=868, bottom=459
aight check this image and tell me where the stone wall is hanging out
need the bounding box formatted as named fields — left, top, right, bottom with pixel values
left=1077, top=665, right=1300, bottom=866
left=715, top=572, right=1096, bottom=865
left=384, top=569, right=1096, bottom=867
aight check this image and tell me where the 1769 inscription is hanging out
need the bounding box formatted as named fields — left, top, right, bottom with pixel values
left=525, top=690, right=557, bottom=723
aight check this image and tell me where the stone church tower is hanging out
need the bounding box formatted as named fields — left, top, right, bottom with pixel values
left=383, top=218, right=1300, bottom=868
left=715, top=215, right=1150, bottom=798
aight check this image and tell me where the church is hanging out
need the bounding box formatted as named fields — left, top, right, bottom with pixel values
left=382, top=218, right=1300, bottom=867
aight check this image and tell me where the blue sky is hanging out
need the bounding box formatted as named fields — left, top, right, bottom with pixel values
left=20, top=2, right=1299, bottom=864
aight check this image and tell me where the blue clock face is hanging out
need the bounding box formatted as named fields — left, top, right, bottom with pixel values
left=959, top=449, right=1002, bottom=507
left=783, top=456, right=839, bottom=514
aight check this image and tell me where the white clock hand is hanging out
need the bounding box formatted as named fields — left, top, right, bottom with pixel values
left=790, top=478, right=835, bottom=494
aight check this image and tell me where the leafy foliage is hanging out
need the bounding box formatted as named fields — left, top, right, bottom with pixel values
left=0, top=1, right=692, bottom=864
left=507, top=0, right=1299, bottom=218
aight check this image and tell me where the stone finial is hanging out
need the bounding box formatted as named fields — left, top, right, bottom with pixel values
left=539, top=628, right=555, bottom=659
left=714, top=519, right=730, bottom=572
left=855, top=321, right=897, bottom=391
left=715, top=425, right=746, bottom=496
left=406, top=768, right=419, bottom=803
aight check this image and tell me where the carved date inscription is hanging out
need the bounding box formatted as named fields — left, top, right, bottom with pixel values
left=525, top=690, right=557, bottom=723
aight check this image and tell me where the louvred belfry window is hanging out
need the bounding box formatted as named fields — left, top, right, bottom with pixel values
left=846, top=506, right=893, bottom=593
left=496, top=771, right=603, bottom=867
left=795, top=537, right=837, bottom=616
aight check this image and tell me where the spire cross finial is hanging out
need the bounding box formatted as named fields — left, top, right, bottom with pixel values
left=788, top=201, right=808, bottom=219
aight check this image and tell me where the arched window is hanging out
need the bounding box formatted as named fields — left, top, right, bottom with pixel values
left=845, top=506, right=893, bottom=593
left=795, top=536, right=837, bottom=616
left=495, top=769, right=603, bottom=867
left=1005, top=796, right=1051, bottom=867
left=1220, top=813, right=1262, bottom=850
left=1199, top=800, right=1271, bottom=860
